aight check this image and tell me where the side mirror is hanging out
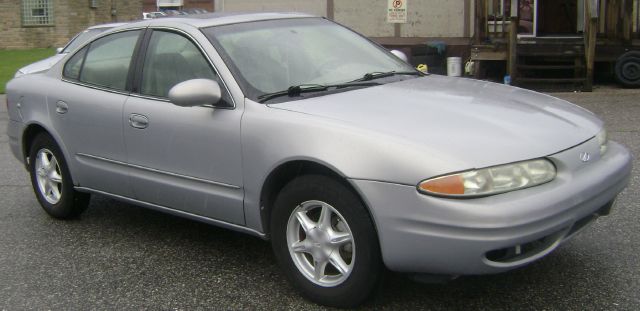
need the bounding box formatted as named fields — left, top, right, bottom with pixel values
left=390, top=49, right=409, bottom=63
left=168, top=79, right=224, bottom=107
left=56, top=47, right=64, bottom=54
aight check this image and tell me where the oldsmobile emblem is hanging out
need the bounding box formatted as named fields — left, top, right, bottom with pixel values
left=579, top=152, right=591, bottom=162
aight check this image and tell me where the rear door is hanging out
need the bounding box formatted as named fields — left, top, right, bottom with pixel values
left=50, top=30, right=143, bottom=197
left=122, top=29, right=245, bottom=224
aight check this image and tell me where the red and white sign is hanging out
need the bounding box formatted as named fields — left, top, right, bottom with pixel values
left=387, top=0, right=407, bottom=23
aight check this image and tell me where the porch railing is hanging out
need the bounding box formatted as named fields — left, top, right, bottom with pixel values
left=476, top=0, right=640, bottom=41
left=473, top=0, right=510, bottom=43
left=596, top=0, right=639, bottom=40
left=485, top=0, right=510, bottom=38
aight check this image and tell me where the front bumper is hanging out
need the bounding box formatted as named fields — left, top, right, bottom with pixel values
left=351, top=141, right=632, bottom=275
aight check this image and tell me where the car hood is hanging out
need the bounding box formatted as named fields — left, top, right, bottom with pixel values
left=16, top=53, right=66, bottom=76
left=269, top=75, right=602, bottom=169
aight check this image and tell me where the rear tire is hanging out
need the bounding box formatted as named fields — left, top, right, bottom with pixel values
left=270, top=175, right=382, bottom=308
left=615, top=51, right=640, bottom=88
left=28, top=133, right=90, bottom=219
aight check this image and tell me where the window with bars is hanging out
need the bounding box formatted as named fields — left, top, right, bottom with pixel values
left=22, top=0, right=54, bottom=26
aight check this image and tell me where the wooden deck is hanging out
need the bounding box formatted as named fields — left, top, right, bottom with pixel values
left=471, top=0, right=640, bottom=91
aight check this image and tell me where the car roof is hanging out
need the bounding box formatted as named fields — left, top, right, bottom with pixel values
left=139, top=12, right=316, bottom=29
left=87, top=22, right=128, bottom=30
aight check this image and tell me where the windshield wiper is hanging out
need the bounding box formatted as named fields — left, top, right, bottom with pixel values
left=257, top=82, right=379, bottom=103
left=349, top=70, right=424, bottom=83
left=257, top=84, right=327, bottom=103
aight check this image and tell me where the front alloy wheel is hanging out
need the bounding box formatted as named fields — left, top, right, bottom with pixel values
left=271, top=175, right=382, bottom=308
left=286, top=200, right=355, bottom=287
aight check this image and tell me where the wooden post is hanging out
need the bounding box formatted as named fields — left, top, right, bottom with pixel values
left=508, top=15, right=518, bottom=79
left=464, top=0, right=471, bottom=38
left=622, top=0, right=634, bottom=42
left=606, top=0, right=622, bottom=39
left=507, top=0, right=518, bottom=79
left=326, top=0, right=335, bottom=20
left=502, top=1, right=507, bottom=38
left=474, top=0, right=487, bottom=44
left=585, top=17, right=597, bottom=91
left=585, top=0, right=598, bottom=92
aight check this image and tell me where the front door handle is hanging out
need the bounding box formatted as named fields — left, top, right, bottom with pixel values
left=129, top=114, right=149, bottom=129
left=55, top=101, right=68, bottom=114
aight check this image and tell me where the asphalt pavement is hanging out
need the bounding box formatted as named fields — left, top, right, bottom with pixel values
left=0, top=89, right=638, bottom=310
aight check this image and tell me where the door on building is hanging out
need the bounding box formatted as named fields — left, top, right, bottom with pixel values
left=517, top=0, right=585, bottom=37
left=538, top=0, right=579, bottom=35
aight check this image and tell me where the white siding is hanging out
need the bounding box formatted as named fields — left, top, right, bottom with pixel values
left=334, top=0, right=469, bottom=38
left=333, top=0, right=395, bottom=37
left=215, top=0, right=327, bottom=17
left=215, top=0, right=472, bottom=38
left=400, top=0, right=466, bottom=37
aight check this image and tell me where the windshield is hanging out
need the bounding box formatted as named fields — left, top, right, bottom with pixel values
left=203, top=18, right=416, bottom=101
left=62, top=28, right=112, bottom=53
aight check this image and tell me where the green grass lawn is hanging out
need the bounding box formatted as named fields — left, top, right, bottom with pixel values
left=0, top=48, right=56, bottom=94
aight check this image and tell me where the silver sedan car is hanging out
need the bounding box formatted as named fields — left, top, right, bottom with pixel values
left=5, top=13, right=632, bottom=307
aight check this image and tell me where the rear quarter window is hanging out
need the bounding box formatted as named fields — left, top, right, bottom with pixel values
left=63, top=46, right=88, bottom=80
left=62, top=30, right=141, bottom=92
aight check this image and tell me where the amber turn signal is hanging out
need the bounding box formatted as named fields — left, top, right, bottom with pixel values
left=418, top=174, right=465, bottom=195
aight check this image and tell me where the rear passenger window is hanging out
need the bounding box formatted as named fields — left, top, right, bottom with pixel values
left=140, top=30, right=230, bottom=102
left=78, top=30, right=141, bottom=91
left=63, top=46, right=88, bottom=80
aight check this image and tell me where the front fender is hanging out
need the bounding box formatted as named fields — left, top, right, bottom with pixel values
left=240, top=100, right=464, bottom=232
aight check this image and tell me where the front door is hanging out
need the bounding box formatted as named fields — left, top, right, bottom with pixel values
left=123, top=29, right=245, bottom=225
left=516, top=0, right=585, bottom=36
left=538, top=0, right=579, bottom=35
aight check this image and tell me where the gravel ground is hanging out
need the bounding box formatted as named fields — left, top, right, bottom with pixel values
left=0, top=88, right=638, bottom=310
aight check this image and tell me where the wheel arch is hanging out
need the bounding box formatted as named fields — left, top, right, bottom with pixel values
left=21, top=122, right=77, bottom=185
left=258, top=160, right=380, bottom=239
left=22, top=123, right=51, bottom=166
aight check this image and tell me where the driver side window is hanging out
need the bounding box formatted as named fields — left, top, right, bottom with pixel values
left=140, top=30, right=231, bottom=104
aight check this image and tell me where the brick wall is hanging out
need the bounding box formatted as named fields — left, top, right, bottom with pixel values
left=0, top=0, right=143, bottom=49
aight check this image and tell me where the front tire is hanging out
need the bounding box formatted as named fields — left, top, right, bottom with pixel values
left=271, top=175, right=382, bottom=308
left=28, top=133, right=90, bottom=219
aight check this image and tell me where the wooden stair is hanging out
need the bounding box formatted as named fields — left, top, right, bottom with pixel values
left=513, top=38, right=588, bottom=91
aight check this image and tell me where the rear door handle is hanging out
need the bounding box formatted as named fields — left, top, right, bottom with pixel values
left=55, top=101, right=68, bottom=114
left=129, top=114, right=149, bottom=129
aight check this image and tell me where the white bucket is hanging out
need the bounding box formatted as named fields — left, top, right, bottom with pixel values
left=447, top=57, right=462, bottom=77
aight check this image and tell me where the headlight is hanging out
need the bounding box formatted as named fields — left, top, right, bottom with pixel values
left=418, top=159, right=556, bottom=198
left=596, top=128, right=608, bottom=155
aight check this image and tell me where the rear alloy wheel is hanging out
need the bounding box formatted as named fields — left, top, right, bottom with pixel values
left=271, top=175, right=382, bottom=308
left=28, top=133, right=90, bottom=219
left=34, top=148, right=63, bottom=205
